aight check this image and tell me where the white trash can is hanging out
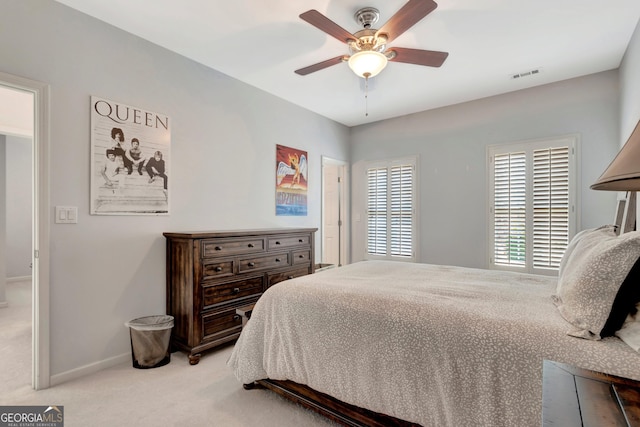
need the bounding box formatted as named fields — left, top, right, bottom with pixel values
left=125, top=315, right=174, bottom=369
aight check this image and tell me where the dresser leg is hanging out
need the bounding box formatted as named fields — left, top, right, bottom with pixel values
left=188, top=353, right=201, bottom=365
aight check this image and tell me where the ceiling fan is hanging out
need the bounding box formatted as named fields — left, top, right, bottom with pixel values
left=295, top=0, right=449, bottom=79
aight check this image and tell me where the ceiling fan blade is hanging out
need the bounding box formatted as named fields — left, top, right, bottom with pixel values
left=300, top=10, right=356, bottom=44
left=388, top=47, right=448, bottom=67
left=295, top=56, right=348, bottom=76
left=376, top=0, right=438, bottom=43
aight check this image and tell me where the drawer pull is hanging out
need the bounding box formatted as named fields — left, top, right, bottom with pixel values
left=275, top=241, right=281, bottom=245
left=298, top=254, right=304, bottom=258
left=233, top=315, right=240, bottom=321
left=299, top=239, right=303, bottom=243
left=248, top=262, right=255, bottom=267
left=214, top=267, right=223, bottom=272
left=214, top=246, right=222, bottom=251
left=248, top=243, right=254, bottom=248
left=275, top=258, right=281, bottom=262
left=232, top=287, right=240, bottom=294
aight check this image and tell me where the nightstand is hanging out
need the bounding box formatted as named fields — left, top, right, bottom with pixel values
left=542, top=360, right=640, bottom=426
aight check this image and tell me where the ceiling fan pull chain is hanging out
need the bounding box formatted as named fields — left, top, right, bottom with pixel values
left=364, top=73, right=370, bottom=117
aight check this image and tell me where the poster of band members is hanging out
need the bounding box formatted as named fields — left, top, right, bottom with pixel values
left=275, top=144, right=308, bottom=216
left=90, top=96, right=170, bottom=215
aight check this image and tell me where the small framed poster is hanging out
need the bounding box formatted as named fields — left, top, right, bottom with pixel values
left=275, top=144, right=308, bottom=216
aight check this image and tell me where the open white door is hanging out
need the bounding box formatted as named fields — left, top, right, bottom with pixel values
left=322, top=157, right=349, bottom=267
left=0, top=71, right=50, bottom=390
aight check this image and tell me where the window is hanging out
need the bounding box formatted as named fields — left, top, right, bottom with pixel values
left=366, top=156, right=418, bottom=262
left=488, top=137, right=577, bottom=274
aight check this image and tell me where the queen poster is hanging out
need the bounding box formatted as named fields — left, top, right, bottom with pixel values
left=275, top=144, right=308, bottom=216
left=90, top=96, right=170, bottom=215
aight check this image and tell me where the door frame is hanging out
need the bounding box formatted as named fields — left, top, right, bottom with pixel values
left=0, top=71, right=51, bottom=390
left=321, top=156, right=349, bottom=267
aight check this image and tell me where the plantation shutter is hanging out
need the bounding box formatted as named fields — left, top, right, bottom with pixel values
left=366, top=158, right=416, bottom=261
left=390, top=164, right=413, bottom=258
left=489, top=136, right=576, bottom=274
left=532, top=147, right=570, bottom=269
left=367, top=167, right=387, bottom=256
left=493, top=152, right=527, bottom=266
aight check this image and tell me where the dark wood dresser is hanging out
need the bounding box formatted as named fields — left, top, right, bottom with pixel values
left=542, top=360, right=640, bottom=426
left=164, top=228, right=317, bottom=365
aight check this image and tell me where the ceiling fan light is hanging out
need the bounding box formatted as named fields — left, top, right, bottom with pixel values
left=348, top=51, right=388, bottom=78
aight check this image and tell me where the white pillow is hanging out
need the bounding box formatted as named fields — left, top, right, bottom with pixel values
left=616, top=304, right=640, bottom=352
left=553, top=229, right=640, bottom=340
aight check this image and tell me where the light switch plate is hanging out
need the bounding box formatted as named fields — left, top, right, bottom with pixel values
left=55, top=206, right=78, bottom=224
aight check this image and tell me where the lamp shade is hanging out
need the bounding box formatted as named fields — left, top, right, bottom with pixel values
left=348, top=51, right=388, bottom=78
left=591, top=119, right=640, bottom=191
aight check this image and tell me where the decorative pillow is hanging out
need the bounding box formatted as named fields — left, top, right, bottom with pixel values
left=553, top=229, right=640, bottom=340
left=615, top=303, right=640, bottom=352
left=557, top=225, right=640, bottom=337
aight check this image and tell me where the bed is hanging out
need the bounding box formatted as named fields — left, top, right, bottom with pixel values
left=228, top=253, right=640, bottom=426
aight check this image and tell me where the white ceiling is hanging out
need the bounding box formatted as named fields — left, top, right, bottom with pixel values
left=54, top=0, right=640, bottom=127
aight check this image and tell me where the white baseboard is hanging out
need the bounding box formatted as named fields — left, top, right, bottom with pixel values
left=7, top=276, right=32, bottom=283
left=50, top=352, right=130, bottom=387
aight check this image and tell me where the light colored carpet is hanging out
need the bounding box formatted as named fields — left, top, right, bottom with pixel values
left=0, top=280, right=32, bottom=396
left=0, top=280, right=337, bottom=426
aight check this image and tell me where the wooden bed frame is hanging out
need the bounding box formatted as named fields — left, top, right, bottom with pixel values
left=244, top=379, right=419, bottom=427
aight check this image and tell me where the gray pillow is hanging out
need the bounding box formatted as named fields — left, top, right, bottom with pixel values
left=553, top=229, right=640, bottom=340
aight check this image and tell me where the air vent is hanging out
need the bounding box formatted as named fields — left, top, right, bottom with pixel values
left=510, top=68, right=542, bottom=80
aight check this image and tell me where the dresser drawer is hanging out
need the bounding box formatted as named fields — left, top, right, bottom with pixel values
left=292, top=250, right=311, bottom=265
left=267, top=234, right=310, bottom=250
left=267, top=267, right=310, bottom=287
left=201, top=238, right=265, bottom=258
left=202, top=259, right=234, bottom=280
left=239, top=253, right=290, bottom=273
left=202, top=276, right=264, bottom=308
left=202, top=306, right=244, bottom=342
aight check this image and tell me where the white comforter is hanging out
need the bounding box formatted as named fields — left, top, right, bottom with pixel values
left=228, top=261, right=640, bottom=426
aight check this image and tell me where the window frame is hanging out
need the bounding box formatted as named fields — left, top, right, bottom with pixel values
left=487, top=135, right=579, bottom=275
left=365, top=155, right=419, bottom=263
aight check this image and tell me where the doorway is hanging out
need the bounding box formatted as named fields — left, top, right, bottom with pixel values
left=0, top=71, right=50, bottom=390
left=321, top=157, right=349, bottom=267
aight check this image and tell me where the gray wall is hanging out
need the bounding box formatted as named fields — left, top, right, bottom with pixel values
left=350, top=71, right=621, bottom=267
left=619, top=18, right=640, bottom=228
left=5, top=135, right=32, bottom=278
left=621, top=19, right=640, bottom=140
left=0, top=1, right=350, bottom=377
